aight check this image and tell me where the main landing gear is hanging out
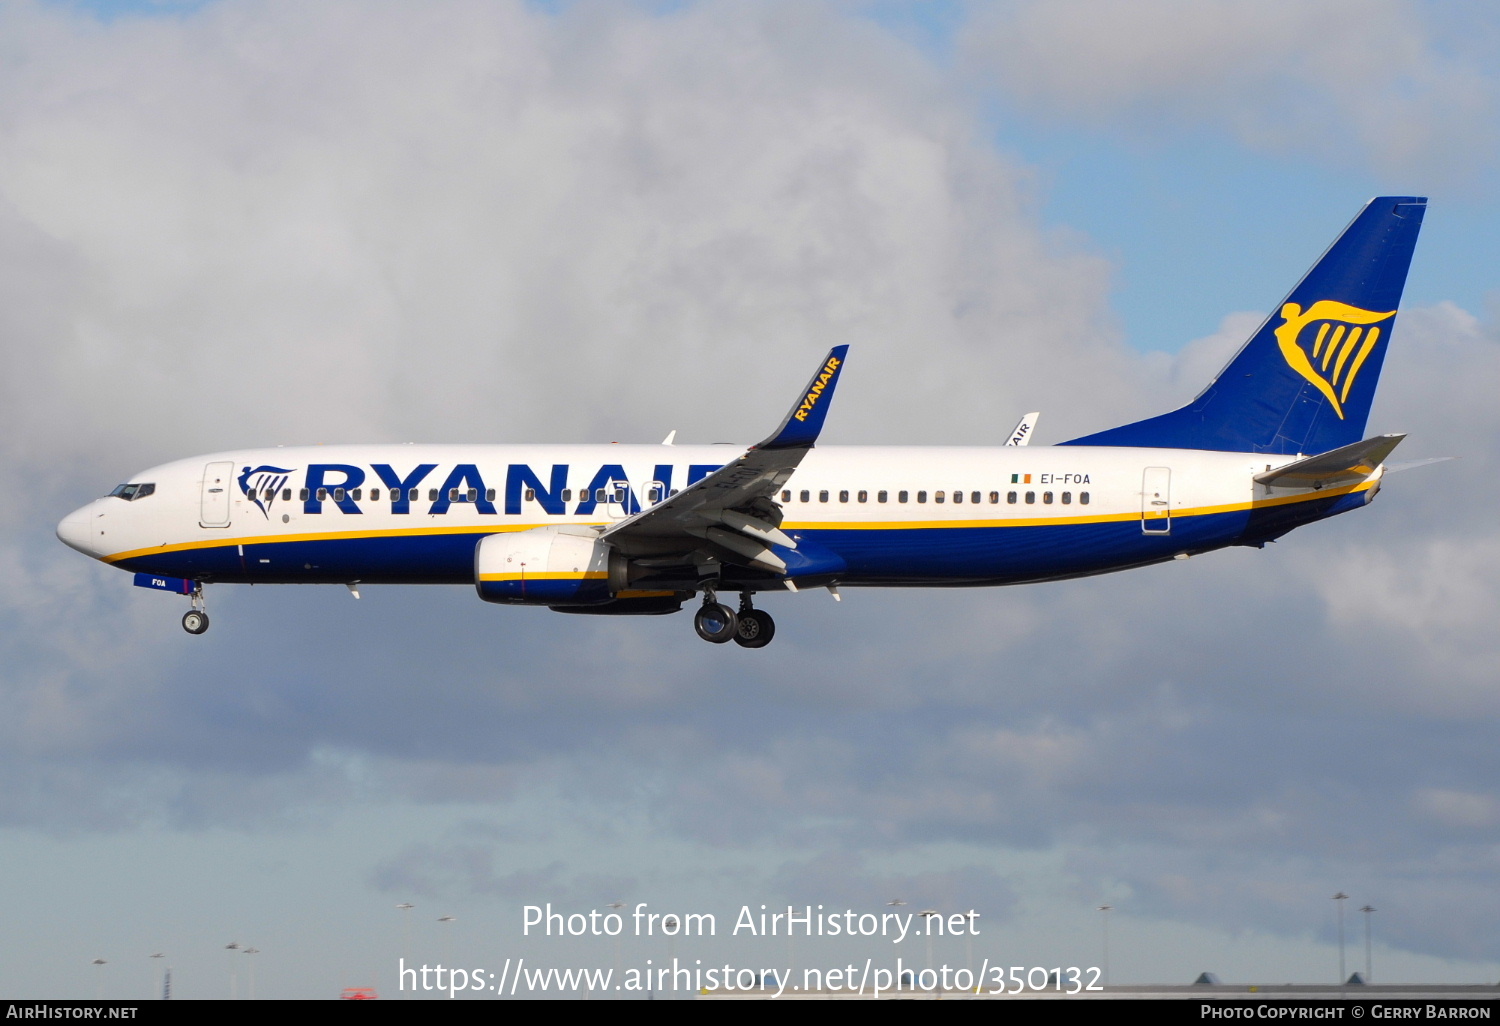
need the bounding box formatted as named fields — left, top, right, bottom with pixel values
left=693, top=591, right=775, bottom=648
left=181, top=584, right=209, bottom=635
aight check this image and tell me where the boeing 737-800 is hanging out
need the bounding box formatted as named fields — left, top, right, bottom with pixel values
left=58, top=197, right=1429, bottom=648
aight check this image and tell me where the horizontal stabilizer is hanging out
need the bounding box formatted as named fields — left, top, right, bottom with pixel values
left=1254, top=433, right=1405, bottom=490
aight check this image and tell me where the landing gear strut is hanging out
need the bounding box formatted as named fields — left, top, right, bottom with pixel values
left=181, top=583, right=209, bottom=635
left=732, top=593, right=775, bottom=649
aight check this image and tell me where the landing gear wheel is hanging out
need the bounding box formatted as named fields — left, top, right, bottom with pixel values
left=693, top=602, right=738, bottom=644
left=733, top=609, right=775, bottom=648
left=182, top=610, right=210, bottom=635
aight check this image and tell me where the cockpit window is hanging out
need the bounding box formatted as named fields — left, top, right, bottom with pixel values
left=108, top=482, right=155, bottom=501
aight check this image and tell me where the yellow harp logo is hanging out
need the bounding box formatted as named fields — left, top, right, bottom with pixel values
left=1274, top=301, right=1395, bottom=420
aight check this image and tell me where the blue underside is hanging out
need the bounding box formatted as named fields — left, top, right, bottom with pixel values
left=115, top=491, right=1366, bottom=595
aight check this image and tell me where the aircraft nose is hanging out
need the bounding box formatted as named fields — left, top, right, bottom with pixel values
left=56, top=506, right=96, bottom=556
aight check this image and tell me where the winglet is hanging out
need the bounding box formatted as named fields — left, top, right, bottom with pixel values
left=1006, top=412, right=1040, bottom=446
left=754, top=346, right=849, bottom=450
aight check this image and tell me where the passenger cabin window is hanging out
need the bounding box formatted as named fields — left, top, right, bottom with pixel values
left=1025, top=491, right=1035, bottom=504
left=782, top=490, right=791, bottom=502
left=858, top=490, right=868, bottom=503
left=952, top=490, right=962, bottom=504
left=1080, top=491, right=1090, bottom=504
left=562, top=489, right=573, bottom=502
left=989, top=491, right=999, bottom=504
left=934, top=491, right=945, bottom=503
left=468, top=488, right=479, bottom=502
left=369, top=488, right=380, bottom=501
left=917, top=491, right=927, bottom=503
left=525, top=488, right=535, bottom=501
left=1042, top=491, right=1053, bottom=504
left=300, top=488, right=310, bottom=501
left=317, top=488, right=329, bottom=501
left=838, top=490, right=849, bottom=503
left=898, top=490, right=909, bottom=503
left=972, top=491, right=982, bottom=504
left=1062, top=492, right=1072, bottom=504
left=428, top=489, right=438, bottom=501
left=1007, top=491, right=1017, bottom=504
left=819, top=490, right=829, bottom=503
left=408, top=489, right=419, bottom=501
left=486, top=489, right=496, bottom=502
left=351, top=488, right=362, bottom=501
left=282, top=488, right=292, bottom=502
left=877, top=491, right=888, bottom=503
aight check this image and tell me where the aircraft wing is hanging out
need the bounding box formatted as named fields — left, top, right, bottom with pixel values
left=600, top=346, right=848, bottom=574
left=1254, top=433, right=1405, bottom=491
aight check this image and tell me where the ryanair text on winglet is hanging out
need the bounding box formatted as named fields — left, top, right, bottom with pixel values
left=792, top=356, right=841, bottom=422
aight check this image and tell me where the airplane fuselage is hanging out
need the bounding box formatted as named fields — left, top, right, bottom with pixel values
left=58, top=443, right=1377, bottom=591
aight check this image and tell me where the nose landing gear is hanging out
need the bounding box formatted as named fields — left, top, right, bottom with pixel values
left=181, top=584, right=209, bottom=635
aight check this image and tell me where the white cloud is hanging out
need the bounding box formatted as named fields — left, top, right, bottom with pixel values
left=963, top=0, right=1499, bottom=182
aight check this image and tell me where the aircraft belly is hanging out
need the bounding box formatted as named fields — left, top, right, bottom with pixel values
left=117, top=532, right=484, bottom=585
left=814, top=508, right=1252, bottom=585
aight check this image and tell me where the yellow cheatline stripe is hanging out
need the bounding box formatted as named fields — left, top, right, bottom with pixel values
left=478, top=571, right=607, bottom=582
left=101, top=521, right=610, bottom=564
left=102, top=480, right=1375, bottom=562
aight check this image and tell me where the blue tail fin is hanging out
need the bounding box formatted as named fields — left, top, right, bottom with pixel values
left=1063, top=197, right=1426, bottom=454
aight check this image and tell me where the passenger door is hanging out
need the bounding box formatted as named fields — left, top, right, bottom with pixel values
left=200, top=461, right=234, bottom=528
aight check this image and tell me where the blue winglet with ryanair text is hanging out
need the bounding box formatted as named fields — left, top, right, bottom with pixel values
left=755, top=345, right=849, bottom=450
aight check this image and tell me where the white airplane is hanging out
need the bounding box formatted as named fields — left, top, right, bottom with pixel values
left=58, top=197, right=1429, bottom=648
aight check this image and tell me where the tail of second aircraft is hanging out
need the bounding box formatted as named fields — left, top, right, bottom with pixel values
left=1063, top=196, right=1426, bottom=455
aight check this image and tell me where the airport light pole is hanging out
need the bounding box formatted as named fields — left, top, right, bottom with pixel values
left=437, top=915, right=455, bottom=980
left=148, top=953, right=164, bottom=1001
left=1333, top=893, right=1349, bottom=985
left=243, top=947, right=259, bottom=1000
left=396, top=903, right=414, bottom=999
left=965, top=911, right=979, bottom=978
left=225, top=941, right=240, bottom=1000
left=1361, top=906, right=1376, bottom=983
left=887, top=900, right=908, bottom=987
left=1098, top=905, right=1113, bottom=988
left=664, top=915, right=680, bottom=1002
left=608, top=902, right=626, bottom=988
left=91, top=958, right=106, bottom=1000
left=919, top=910, right=940, bottom=976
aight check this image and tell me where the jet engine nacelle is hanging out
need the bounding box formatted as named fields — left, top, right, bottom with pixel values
left=475, top=527, right=626, bottom=606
